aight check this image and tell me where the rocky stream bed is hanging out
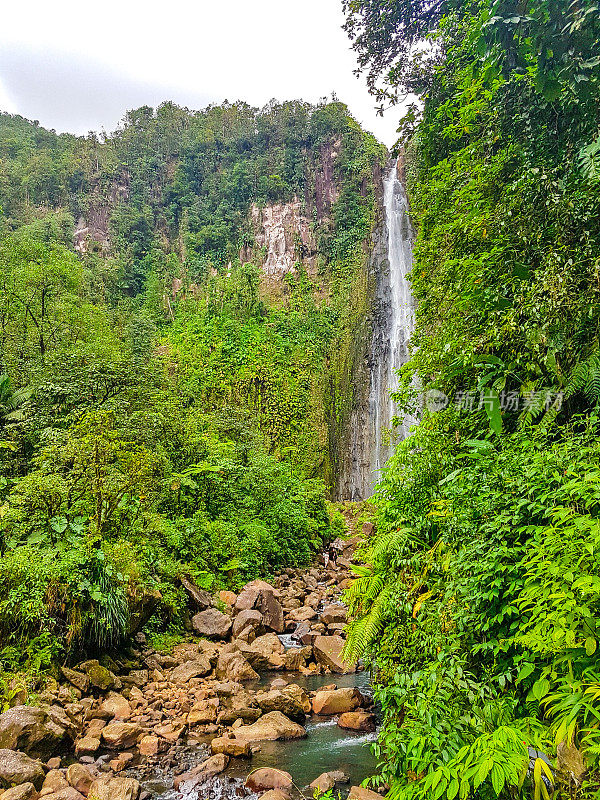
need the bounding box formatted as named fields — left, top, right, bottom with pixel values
left=0, top=529, right=383, bottom=800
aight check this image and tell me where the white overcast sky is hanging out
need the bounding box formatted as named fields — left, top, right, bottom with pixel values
left=0, top=0, right=402, bottom=146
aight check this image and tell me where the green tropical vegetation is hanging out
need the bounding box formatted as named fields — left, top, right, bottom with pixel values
left=343, top=0, right=600, bottom=797
left=0, top=99, right=385, bottom=685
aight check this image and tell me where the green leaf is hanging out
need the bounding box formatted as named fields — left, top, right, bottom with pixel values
left=585, top=637, right=597, bottom=655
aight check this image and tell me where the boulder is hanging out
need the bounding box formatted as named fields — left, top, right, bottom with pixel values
left=87, top=777, right=140, bottom=800
left=255, top=690, right=306, bottom=723
left=0, top=750, right=45, bottom=789
left=100, top=722, right=142, bottom=749
left=245, top=768, right=292, bottom=792
left=216, top=650, right=259, bottom=682
left=187, top=703, right=218, bottom=725
left=258, top=791, right=290, bottom=800
left=210, top=736, right=251, bottom=758
left=137, top=735, right=160, bottom=757
left=100, top=694, right=131, bottom=721
left=233, top=711, right=306, bottom=744
left=312, top=688, right=362, bottom=715
left=232, top=610, right=264, bottom=639
left=60, top=668, right=90, bottom=694
left=66, top=764, right=94, bottom=796
left=313, top=636, right=356, bottom=674
left=79, top=662, right=119, bottom=692
left=74, top=737, right=100, bottom=757
left=347, top=787, right=380, bottom=800
left=2, top=782, right=38, bottom=800
left=0, top=707, right=70, bottom=758
left=235, top=581, right=283, bottom=633
left=337, top=711, right=376, bottom=732
left=39, top=790, right=85, bottom=800
left=169, top=658, right=212, bottom=683
left=41, top=770, right=69, bottom=797
left=179, top=574, right=214, bottom=611
left=174, top=754, right=229, bottom=790
left=320, top=605, right=347, bottom=625
left=191, top=609, right=232, bottom=640
left=219, top=591, right=237, bottom=606
left=244, top=634, right=285, bottom=670
left=309, top=773, right=335, bottom=793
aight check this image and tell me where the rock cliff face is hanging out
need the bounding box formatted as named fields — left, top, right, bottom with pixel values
left=249, top=200, right=316, bottom=277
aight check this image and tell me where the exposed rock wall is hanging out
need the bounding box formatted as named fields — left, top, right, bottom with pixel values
left=249, top=200, right=316, bottom=277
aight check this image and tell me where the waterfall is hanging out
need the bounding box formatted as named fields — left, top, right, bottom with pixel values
left=368, top=160, right=416, bottom=486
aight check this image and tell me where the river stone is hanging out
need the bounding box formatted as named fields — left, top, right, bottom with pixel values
left=210, top=736, right=251, bottom=758
left=320, top=604, right=347, bottom=625
left=66, top=764, right=94, bottom=796
left=100, top=694, right=131, bottom=721
left=245, top=634, right=285, bottom=670
left=40, top=789, right=85, bottom=800
left=191, top=608, right=232, bottom=640
left=312, top=688, right=362, bottom=715
left=187, top=703, right=218, bottom=725
left=347, top=787, right=381, bottom=800
left=0, top=750, right=45, bottom=789
left=255, top=689, right=306, bottom=723
left=245, top=768, right=292, bottom=792
left=101, top=722, right=142, bottom=749
left=138, top=735, right=160, bottom=757
left=313, top=635, right=356, bottom=674
left=233, top=711, right=306, bottom=744
left=79, top=662, right=119, bottom=692
left=310, top=773, right=335, bottom=793
left=337, top=711, right=376, bottom=732
left=74, top=736, right=100, bottom=757
left=216, top=650, right=259, bottom=682
left=174, top=754, right=229, bottom=790
left=258, top=792, right=290, bottom=800
left=1, top=782, right=38, bottom=800
left=0, top=706, right=69, bottom=758
left=88, top=777, right=140, bottom=800
left=235, top=581, right=284, bottom=633
left=169, top=657, right=212, bottom=683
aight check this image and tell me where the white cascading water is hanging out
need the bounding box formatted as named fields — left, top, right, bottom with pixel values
left=368, top=160, right=416, bottom=485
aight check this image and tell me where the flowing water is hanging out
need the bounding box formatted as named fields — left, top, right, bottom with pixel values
left=368, top=161, right=416, bottom=484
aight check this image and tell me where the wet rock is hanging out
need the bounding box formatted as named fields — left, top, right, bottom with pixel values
left=169, top=658, right=212, bottom=683
left=0, top=750, right=45, bottom=789
left=173, top=754, right=229, bottom=790
left=233, top=711, right=306, bottom=744
left=232, top=610, right=264, bottom=640
left=210, top=736, right=251, bottom=758
left=312, top=688, right=362, bottom=715
left=100, top=694, right=131, bottom=721
left=40, top=770, right=69, bottom=796
left=60, top=669, right=90, bottom=694
left=313, top=636, right=356, bottom=674
left=191, top=609, right=232, bottom=640
left=153, top=723, right=184, bottom=743
left=283, top=648, right=311, bottom=671
left=88, top=777, right=140, bottom=800
left=337, top=711, right=376, bottom=732
left=245, top=768, right=292, bottom=792
left=39, top=789, right=85, bottom=800
left=187, top=703, right=218, bottom=725
left=347, top=787, right=380, bottom=800
left=66, top=764, right=94, bottom=796
left=1, top=782, right=38, bottom=800
left=0, top=707, right=70, bottom=758
left=309, top=773, right=335, bottom=793
left=179, top=575, right=214, bottom=611
left=100, top=722, right=142, bottom=749
left=235, top=581, right=284, bottom=633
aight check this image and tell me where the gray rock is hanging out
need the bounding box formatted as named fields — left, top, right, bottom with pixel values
left=0, top=750, right=45, bottom=789
left=0, top=706, right=69, bottom=758
left=191, top=609, right=232, bottom=640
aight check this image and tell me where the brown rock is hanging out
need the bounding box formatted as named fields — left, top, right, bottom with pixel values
left=312, top=688, right=362, bottom=715
left=169, top=658, right=212, bottom=683
left=319, top=605, right=347, bottom=625
left=60, top=668, right=90, bottom=694
left=87, top=777, right=140, bottom=800
left=137, top=736, right=159, bottom=757
left=313, top=636, right=356, bottom=674
left=255, top=690, right=306, bottom=723
left=100, top=723, right=142, bottom=749
left=258, top=791, right=290, bottom=800
left=191, top=609, right=232, bottom=640
left=66, top=765, right=94, bottom=796
left=233, top=712, right=306, bottom=744
left=337, top=712, right=376, bottom=732
left=210, top=736, right=251, bottom=758
left=309, top=773, right=335, bottom=793
left=216, top=651, right=259, bottom=683
left=100, top=695, right=131, bottom=722
left=74, top=738, right=100, bottom=757
left=245, top=768, right=292, bottom=792
left=0, top=707, right=70, bottom=759
left=0, top=750, right=45, bottom=789
left=232, top=610, right=264, bottom=639
left=41, top=771, right=69, bottom=797
left=1, top=782, right=38, bottom=800
left=39, top=790, right=84, bottom=800
left=187, top=703, right=218, bottom=725
left=219, top=591, right=237, bottom=606
left=80, top=663, right=119, bottom=692
left=174, top=754, right=228, bottom=790
left=347, top=787, right=380, bottom=800
left=179, top=575, right=213, bottom=611
left=235, top=581, right=284, bottom=633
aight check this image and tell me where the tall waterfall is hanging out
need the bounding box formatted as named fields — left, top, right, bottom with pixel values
left=368, top=161, right=416, bottom=484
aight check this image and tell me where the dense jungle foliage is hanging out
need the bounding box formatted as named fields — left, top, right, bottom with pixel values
left=343, top=0, right=600, bottom=798
left=0, top=99, right=385, bottom=688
